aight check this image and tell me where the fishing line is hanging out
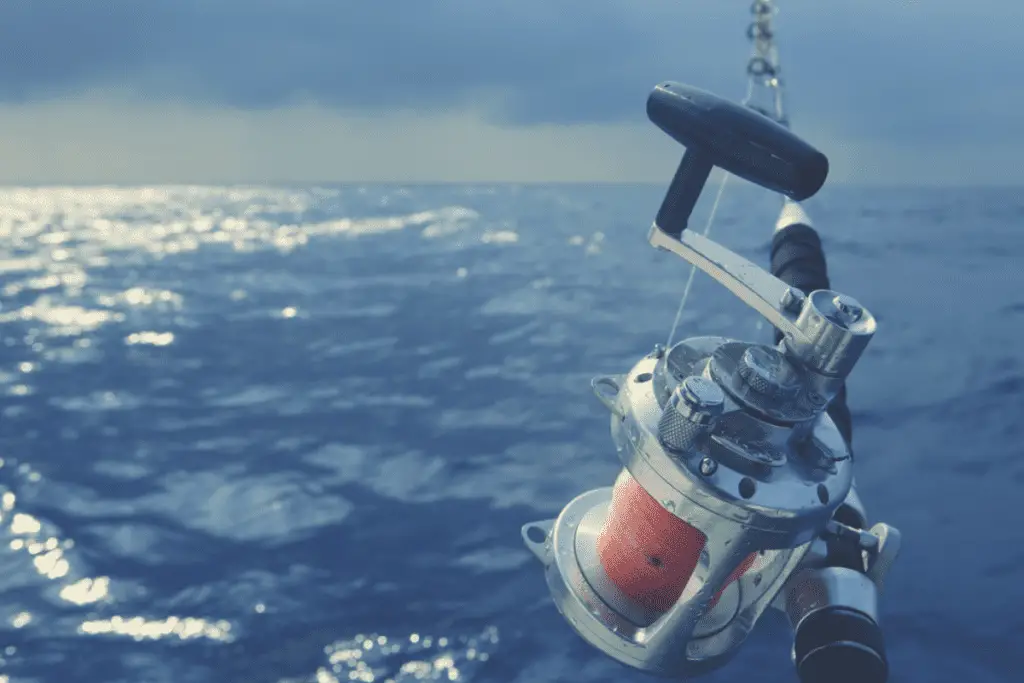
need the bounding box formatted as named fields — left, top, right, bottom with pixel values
left=667, top=0, right=786, bottom=349
left=665, top=171, right=730, bottom=348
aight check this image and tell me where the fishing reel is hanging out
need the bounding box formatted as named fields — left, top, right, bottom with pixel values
left=521, top=83, right=900, bottom=683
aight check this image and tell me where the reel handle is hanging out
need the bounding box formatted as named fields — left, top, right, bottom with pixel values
left=648, top=82, right=828, bottom=237
left=645, top=83, right=872, bottom=388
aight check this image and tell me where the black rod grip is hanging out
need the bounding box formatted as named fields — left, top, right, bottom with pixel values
left=655, top=148, right=713, bottom=237
left=771, top=222, right=854, bottom=448
left=794, top=607, right=888, bottom=683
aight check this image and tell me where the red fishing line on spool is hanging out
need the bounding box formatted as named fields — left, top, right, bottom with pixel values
left=596, top=472, right=756, bottom=614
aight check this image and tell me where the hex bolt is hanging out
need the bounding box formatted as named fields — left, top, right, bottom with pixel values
left=780, top=286, right=806, bottom=313
left=699, top=457, right=719, bottom=476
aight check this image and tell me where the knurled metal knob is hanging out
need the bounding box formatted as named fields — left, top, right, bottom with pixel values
left=658, top=376, right=725, bottom=453
left=737, top=345, right=801, bottom=400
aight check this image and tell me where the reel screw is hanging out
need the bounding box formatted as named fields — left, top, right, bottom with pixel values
left=659, top=376, right=725, bottom=453
left=780, top=286, right=806, bottom=313
left=650, top=343, right=666, bottom=359
left=699, top=457, right=719, bottom=476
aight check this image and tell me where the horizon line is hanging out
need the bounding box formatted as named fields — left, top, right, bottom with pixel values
left=1, top=180, right=1021, bottom=190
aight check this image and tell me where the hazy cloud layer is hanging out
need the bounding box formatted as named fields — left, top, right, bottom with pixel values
left=2, top=1, right=1019, bottom=141
left=0, top=1, right=1019, bottom=183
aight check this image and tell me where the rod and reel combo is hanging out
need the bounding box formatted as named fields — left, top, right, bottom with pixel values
left=519, top=7, right=901, bottom=682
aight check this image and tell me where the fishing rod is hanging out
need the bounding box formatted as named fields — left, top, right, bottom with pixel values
left=520, top=2, right=900, bottom=682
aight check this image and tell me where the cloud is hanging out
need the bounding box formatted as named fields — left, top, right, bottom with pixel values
left=0, top=0, right=1020, bottom=183
left=3, top=1, right=1017, bottom=135
left=0, top=0, right=734, bottom=120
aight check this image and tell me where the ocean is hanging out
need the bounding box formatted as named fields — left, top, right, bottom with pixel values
left=0, top=183, right=1020, bottom=683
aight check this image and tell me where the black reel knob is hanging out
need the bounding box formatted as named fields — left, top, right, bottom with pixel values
left=647, top=82, right=829, bottom=237
left=793, top=607, right=889, bottom=683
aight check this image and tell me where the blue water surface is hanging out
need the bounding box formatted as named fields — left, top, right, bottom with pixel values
left=0, top=183, right=1020, bottom=683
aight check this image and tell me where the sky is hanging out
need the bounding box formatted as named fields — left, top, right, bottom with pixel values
left=0, top=0, right=1020, bottom=185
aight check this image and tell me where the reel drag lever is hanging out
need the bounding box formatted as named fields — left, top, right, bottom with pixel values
left=521, top=82, right=900, bottom=683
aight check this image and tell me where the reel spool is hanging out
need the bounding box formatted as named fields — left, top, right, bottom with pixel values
left=521, top=83, right=900, bottom=682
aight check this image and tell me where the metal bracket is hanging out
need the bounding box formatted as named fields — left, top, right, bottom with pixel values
left=865, top=523, right=901, bottom=594
left=521, top=520, right=554, bottom=564
left=591, top=375, right=627, bottom=417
